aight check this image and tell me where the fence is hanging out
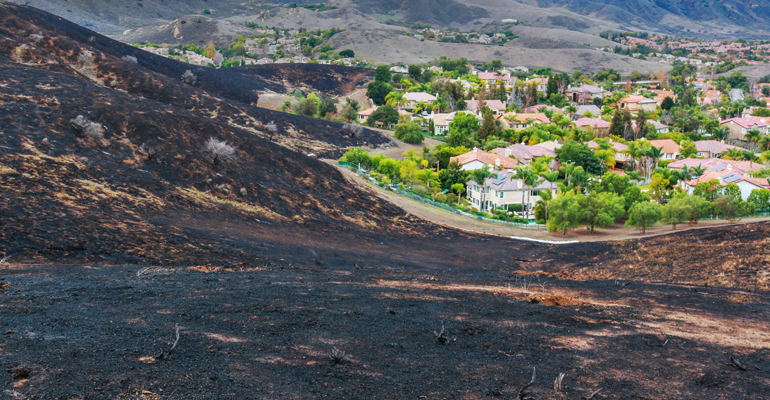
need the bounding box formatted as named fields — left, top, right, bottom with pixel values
left=340, top=161, right=546, bottom=230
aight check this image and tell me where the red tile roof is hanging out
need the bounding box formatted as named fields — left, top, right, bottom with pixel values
left=449, top=148, right=518, bottom=170
left=647, top=139, right=680, bottom=155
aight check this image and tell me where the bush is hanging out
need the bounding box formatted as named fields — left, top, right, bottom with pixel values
left=121, top=55, right=138, bottom=64
left=181, top=70, right=198, bottom=85
left=394, top=121, right=424, bottom=144
left=343, top=123, right=364, bottom=138
left=340, top=147, right=371, bottom=169
left=70, top=115, right=104, bottom=142
left=204, top=137, right=236, bottom=165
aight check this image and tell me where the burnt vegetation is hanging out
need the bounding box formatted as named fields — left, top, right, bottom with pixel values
left=0, top=2, right=769, bottom=399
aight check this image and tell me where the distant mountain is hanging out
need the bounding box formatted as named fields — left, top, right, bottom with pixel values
left=531, top=0, right=770, bottom=36
left=352, top=0, right=489, bottom=25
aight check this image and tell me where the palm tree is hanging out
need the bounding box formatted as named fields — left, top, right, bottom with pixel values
left=758, top=135, right=770, bottom=151
left=385, top=91, right=403, bottom=108
left=745, top=129, right=761, bottom=143
left=565, top=104, right=577, bottom=120
left=535, top=189, right=553, bottom=222
left=470, top=166, right=493, bottom=212
left=723, top=148, right=744, bottom=160
left=515, top=167, right=543, bottom=220
left=644, top=145, right=663, bottom=183
left=623, top=141, right=640, bottom=172
left=594, top=138, right=617, bottom=169
left=713, top=126, right=730, bottom=141
left=560, top=162, right=583, bottom=188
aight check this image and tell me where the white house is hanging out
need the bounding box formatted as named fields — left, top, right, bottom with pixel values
left=466, top=171, right=550, bottom=213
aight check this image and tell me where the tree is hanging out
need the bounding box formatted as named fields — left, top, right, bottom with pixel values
left=579, top=192, right=625, bottom=233
left=661, top=96, right=674, bottom=111
left=367, top=81, right=393, bottom=105
left=661, top=198, right=692, bottom=229
left=683, top=194, right=711, bottom=225
left=556, top=141, right=603, bottom=175
left=318, top=97, right=337, bottom=117
left=399, top=159, right=419, bottom=183
left=591, top=171, right=649, bottom=211
left=435, top=145, right=470, bottom=169
left=367, top=104, right=399, bottom=127
left=341, top=147, right=372, bottom=169
left=203, top=41, right=217, bottom=59
left=298, top=93, right=320, bottom=117
left=204, top=137, right=236, bottom=166
left=446, top=112, right=480, bottom=148
left=625, top=202, right=661, bottom=234
left=374, top=65, right=391, bottom=82
left=748, top=188, right=770, bottom=211
left=394, top=121, right=424, bottom=144
left=516, top=167, right=543, bottom=219
left=470, top=165, right=493, bottom=211
left=680, top=139, right=697, bottom=158
left=609, top=110, right=624, bottom=138
left=478, top=107, right=499, bottom=141
left=439, top=161, right=469, bottom=191
left=547, top=191, right=583, bottom=235
left=338, top=49, right=355, bottom=58
left=451, top=183, right=465, bottom=204
left=714, top=195, right=754, bottom=223
left=416, top=168, right=439, bottom=188
left=693, top=179, right=721, bottom=202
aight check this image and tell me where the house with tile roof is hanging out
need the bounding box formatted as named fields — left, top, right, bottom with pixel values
left=431, top=112, right=457, bottom=135
left=573, top=105, right=602, bottom=119
left=449, top=148, right=518, bottom=172
left=565, top=85, right=610, bottom=104
left=681, top=169, right=770, bottom=201
left=498, top=112, right=551, bottom=130
left=490, top=144, right=558, bottom=166
left=619, top=95, right=658, bottom=115
left=575, top=118, right=611, bottom=137
left=694, top=140, right=739, bottom=158
left=466, top=171, right=551, bottom=212
left=647, top=139, right=680, bottom=160
left=402, top=92, right=438, bottom=109
left=667, top=158, right=765, bottom=174
left=466, top=99, right=507, bottom=116
left=719, top=117, right=770, bottom=140
left=586, top=140, right=629, bottom=163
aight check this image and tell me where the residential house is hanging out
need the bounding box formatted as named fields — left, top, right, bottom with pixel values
left=619, top=95, right=658, bottom=115
left=694, top=140, right=739, bottom=158
left=402, top=92, right=438, bottom=109
left=524, top=105, right=563, bottom=114
left=357, top=107, right=378, bottom=123
left=565, top=85, right=610, bottom=104
left=466, top=99, right=507, bottom=116
left=477, top=72, right=513, bottom=85
left=719, top=117, right=770, bottom=140
left=449, top=148, right=518, bottom=172
left=466, top=171, right=550, bottom=213
left=389, top=66, right=408, bottom=74
left=532, top=141, right=562, bottom=152
left=575, top=118, right=611, bottom=137
left=698, top=90, right=723, bottom=106
left=491, top=144, right=558, bottom=166
left=498, top=112, right=551, bottom=130
left=681, top=169, right=770, bottom=201
left=668, top=158, right=765, bottom=175
left=432, top=112, right=457, bottom=135
left=647, top=139, right=680, bottom=160
left=651, top=89, right=677, bottom=106
left=586, top=140, right=629, bottom=163
left=573, top=105, right=602, bottom=119
left=631, top=119, right=669, bottom=134
left=525, top=77, right=548, bottom=93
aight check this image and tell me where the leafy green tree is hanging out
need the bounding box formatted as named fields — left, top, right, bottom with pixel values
left=446, top=112, right=480, bottom=148
left=408, top=65, right=422, bottom=82
left=399, top=159, right=419, bottom=183
left=374, top=65, right=391, bottom=82
left=660, top=96, right=674, bottom=111
left=340, top=147, right=372, bottom=169
left=547, top=191, right=583, bottom=235
left=367, top=104, right=399, bottom=127
left=591, top=172, right=650, bottom=211
left=478, top=107, right=499, bottom=141
left=451, top=183, right=465, bottom=204
left=579, top=192, right=625, bottom=233
left=556, top=141, right=603, bottom=175
left=318, top=97, right=337, bottom=117
left=680, top=139, right=697, bottom=159
left=693, top=179, right=721, bottom=202
left=416, top=168, right=439, bottom=189
left=297, top=93, right=320, bottom=117
left=366, top=81, right=393, bottom=105
left=434, top=145, right=470, bottom=169
left=724, top=183, right=742, bottom=199
left=747, top=188, right=770, bottom=211
left=394, top=121, right=424, bottom=144
left=625, top=201, right=661, bottom=234
left=714, top=195, right=755, bottom=223
left=661, top=198, right=692, bottom=229
left=376, top=158, right=400, bottom=180
left=338, top=49, right=355, bottom=58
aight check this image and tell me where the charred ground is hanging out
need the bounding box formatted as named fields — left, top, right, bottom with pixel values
left=1, top=3, right=769, bottom=399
